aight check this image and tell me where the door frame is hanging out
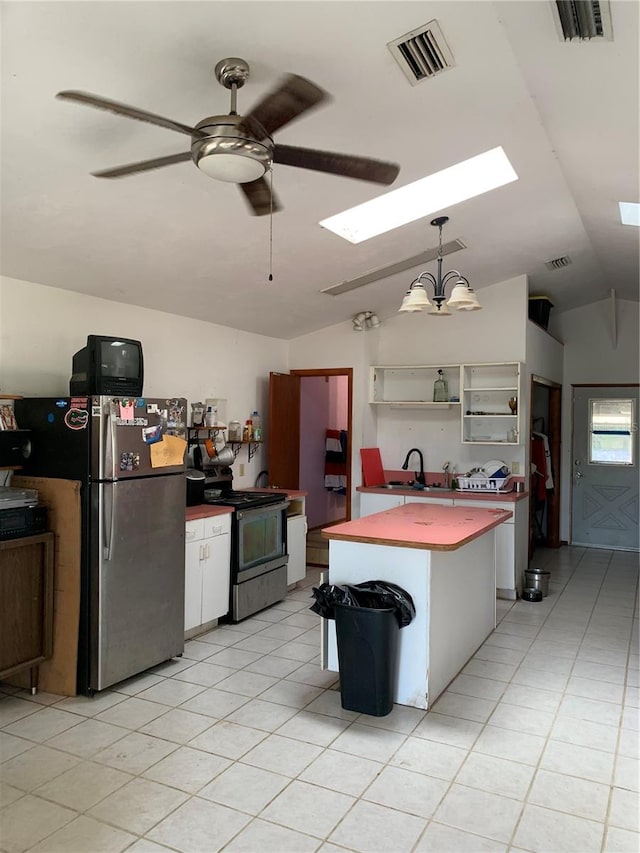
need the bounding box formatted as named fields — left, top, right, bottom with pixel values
left=529, top=375, right=562, bottom=552
left=292, top=367, right=353, bottom=523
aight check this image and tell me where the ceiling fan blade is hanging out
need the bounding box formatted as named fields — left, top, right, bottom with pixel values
left=92, top=151, right=192, bottom=178
left=241, top=74, right=328, bottom=137
left=274, top=144, right=400, bottom=185
left=239, top=177, right=282, bottom=216
left=56, top=90, right=203, bottom=138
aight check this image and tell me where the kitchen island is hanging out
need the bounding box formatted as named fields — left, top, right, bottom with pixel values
left=322, top=502, right=512, bottom=710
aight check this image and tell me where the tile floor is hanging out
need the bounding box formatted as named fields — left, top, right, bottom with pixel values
left=1, top=546, right=638, bottom=853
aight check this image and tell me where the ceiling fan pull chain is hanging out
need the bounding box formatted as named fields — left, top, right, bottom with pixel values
left=268, top=168, right=274, bottom=281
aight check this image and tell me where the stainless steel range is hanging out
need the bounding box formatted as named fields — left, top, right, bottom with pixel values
left=205, top=488, right=289, bottom=622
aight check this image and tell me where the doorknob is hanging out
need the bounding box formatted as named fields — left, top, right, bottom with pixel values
left=575, top=471, right=583, bottom=479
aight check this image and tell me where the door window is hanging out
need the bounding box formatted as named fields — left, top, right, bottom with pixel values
left=589, top=398, right=635, bottom=465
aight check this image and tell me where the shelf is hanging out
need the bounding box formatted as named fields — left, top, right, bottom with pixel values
left=463, top=414, right=517, bottom=419
left=463, top=387, right=518, bottom=392
left=229, top=440, right=263, bottom=461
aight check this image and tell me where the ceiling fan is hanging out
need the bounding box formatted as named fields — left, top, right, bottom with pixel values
left=57, top=57, right=400, bottom=216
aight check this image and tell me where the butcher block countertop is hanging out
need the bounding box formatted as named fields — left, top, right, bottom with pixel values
left=185, top=505, right=234, bottom=522
left=322, top=503, right=513, bottom=551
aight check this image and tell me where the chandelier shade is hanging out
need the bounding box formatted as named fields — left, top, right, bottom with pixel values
left=398, top=216, right=482, bottom=315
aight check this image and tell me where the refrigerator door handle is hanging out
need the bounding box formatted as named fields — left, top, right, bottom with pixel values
left=106, top=410, right=117, bottom=480
left=104, top=483, right=116, bottom=562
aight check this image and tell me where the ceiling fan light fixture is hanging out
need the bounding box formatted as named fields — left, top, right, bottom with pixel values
left=195, top=150, right=267, bottom=183
left=399, top=291, right=424, bottom=312
left=457, top=289, right=483, bottom=311
left=446, top=280, right=475, bottom=308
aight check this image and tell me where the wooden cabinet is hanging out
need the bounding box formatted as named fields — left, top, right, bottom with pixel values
left=0, top=533, right=54, bottom=693
left=461, top=362, right=521, bottom=445
left=184, top=514, right=231, bottom=637
left=370, top=365, right=461, bottom=407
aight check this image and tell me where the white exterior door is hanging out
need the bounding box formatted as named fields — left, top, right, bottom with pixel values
left=571, top=386, right=639, bottom=550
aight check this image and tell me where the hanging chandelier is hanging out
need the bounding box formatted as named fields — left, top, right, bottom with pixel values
left=398, top=216, right=482, bottom=315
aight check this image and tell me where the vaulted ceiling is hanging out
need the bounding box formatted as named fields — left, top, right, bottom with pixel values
left=1, top=1, right=638, bottom=339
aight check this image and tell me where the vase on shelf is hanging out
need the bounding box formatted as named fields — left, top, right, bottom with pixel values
left=508, top=397, right=518, bottom=415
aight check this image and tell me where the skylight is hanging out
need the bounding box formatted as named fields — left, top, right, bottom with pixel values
left=319, top=146, right=518, bottom=244
left=619, top=202, right=640, bottom=226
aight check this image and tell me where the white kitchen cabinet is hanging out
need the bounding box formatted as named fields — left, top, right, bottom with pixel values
left=359, top=492, right=404, bottom=516
left=461, top=362, right=521, bottom=445
left=452, top=497, right=527, bottom=599
left=184, top=514, right=231, bottom=637
left=404, top=494, right=454, bottom=506
left=370, top=365, right=461, bottom=407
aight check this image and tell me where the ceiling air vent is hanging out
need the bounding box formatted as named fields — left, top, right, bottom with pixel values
left=544, top=255, right=572, bottom=271
left=322, top=239, right=466, bottom=297
left=552, top=1, right=613, bottom=41
left=387, top=20, right=455, bottom=86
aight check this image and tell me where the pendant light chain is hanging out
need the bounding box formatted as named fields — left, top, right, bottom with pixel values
left=268, top=168, right=274, bottom=282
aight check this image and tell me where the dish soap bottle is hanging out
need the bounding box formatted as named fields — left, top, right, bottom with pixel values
left=433, top=369, right=448, bottom=403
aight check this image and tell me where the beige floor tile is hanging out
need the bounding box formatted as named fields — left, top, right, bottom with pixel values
left=275, top=710, right=350, bottom=746
left=4, top=707, right=82, bottom=743
left=362, top=765, right=448, bottom=817
left=146, top=796, right=250, bottom=852
left=1, top=744, right=79, bottom=791
left=95, top=697, right=168, bottom=730
left=88, top=777, right=188, bottom=835
left=139, top=706, right=216, bottom=743
left=53, top=691, right=126, bottom=717
left=329, top=722, right=405, bottom=764
left=198, top=762, right=290, bottom=814
left=271, top=640, right=320, bottom=662
left=93, top=730, right=178, bottom=774
left=33, top=760, right=132, bottom=811
left=27, top=814, right=136, bottom=853
left=45, top=718, right=128, bottom=758
left=213, top=670, right=280, bottom=697
left=299, top=749, right=383, bottom=797
left=540, top=738, right=615, bottom=784
left=433, top=783, right=523, bottom=843
left=0, top=781, right=24, bottom=808
left=260, top=779, right=354, bottom=838
left=328, top=799, right=426, bottom=852
left=204, top=647, right=264, bottom=668
left=258, top=680, right=324, bottom=709
left=0, top=794, right=76, bottom=853
left=528, top=768, right=611, bottom=822
left=225, top=698, right=298, bottom=732
left=134, top=678, right=207, bottom=707
left=188, top=719, right=268, bottom=759
left=284, top=662, right=339, bottom=689
left=431, top=691, right=497, bottom=723
left=609, top=786, right=640, bottom=832
left=0, top=731, right=33, bottom=762
left=604, top=826, right=640, bottom=852
left=391, top=736, right=467, bottom=781
left=415, top=822, right=507, bottom=851
left=243, top=654, right=303, bottom=678
left=168, top=660, right=236, bottom=688
left=143, top=745, right=231, bottom=793
left=179, top=686, right=249, bottom=718
left=456, top=751, right=535, bottom=799
left=447, top=673, right=507, bottom=702
left=514, top=803, right=604, bottom=852
left=0, top=696, right=42, bottom=727
left=551, top=715, right=619, bottom=752
left=240, top=732, right=323, bottom=777
left=412, top=711, right=483, bottom=749
left=224, top=818, right=320, bottom=852
left=112, top=673, right=165, bottom=695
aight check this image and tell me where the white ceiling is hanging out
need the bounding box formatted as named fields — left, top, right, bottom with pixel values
left=1, top=1, right=638, bottom=340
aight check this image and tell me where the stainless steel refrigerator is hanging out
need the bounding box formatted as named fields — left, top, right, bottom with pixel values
left=15, top=396, right=187, bottom=694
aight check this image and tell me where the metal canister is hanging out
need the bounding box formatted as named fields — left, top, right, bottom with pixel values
left=524, top=568, right=550, bottom=597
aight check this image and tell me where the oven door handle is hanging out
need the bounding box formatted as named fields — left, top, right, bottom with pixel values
left=236, top=500, right=289, bottom=519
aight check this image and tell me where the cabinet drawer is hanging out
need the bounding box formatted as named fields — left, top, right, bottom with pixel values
left=185, top=519, right=205, bottom=542
left=203, top=515, right=231, bottom=538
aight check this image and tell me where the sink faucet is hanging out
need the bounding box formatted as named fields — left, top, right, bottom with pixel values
left=402, top=448, right=425, bottom=485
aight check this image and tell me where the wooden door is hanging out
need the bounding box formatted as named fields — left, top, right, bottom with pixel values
left=268, top=372, right=301, bottom=489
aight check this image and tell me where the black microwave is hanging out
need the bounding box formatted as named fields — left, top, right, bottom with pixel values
left=69, top=335, right=144, bottom=396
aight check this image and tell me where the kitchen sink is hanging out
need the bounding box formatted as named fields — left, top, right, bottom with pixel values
left=375, top=484, right=449, bottom=492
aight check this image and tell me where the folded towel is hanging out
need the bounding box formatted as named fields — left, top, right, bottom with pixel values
left=325, top=428, right=347, bottom=491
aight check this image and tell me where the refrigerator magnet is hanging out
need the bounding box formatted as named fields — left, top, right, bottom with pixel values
left=120, top=451, right=140, bottom=471
left=119, top=401, right=134, bottom=420
left=142, top=424, right=163, bottom=444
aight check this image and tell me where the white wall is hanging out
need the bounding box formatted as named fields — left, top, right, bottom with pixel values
left=550, top=297, right=640, bottom=542
left=0, top=276, right=288, bottom=488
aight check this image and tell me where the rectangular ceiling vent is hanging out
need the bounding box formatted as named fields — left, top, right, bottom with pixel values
left=552, top=1, right=613, bottom=41
left=321, top=239, right=466, bottom=297
left=387, top=20, right=455, bottom=86
left=544, top=255, right=572, bottom=271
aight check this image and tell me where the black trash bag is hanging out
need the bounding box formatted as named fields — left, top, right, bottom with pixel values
left=310, top=580, right=415, bottom=628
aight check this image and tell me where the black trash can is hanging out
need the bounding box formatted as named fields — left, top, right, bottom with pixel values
left=335, top=602, right=399, bottom=716
left=310, top=580, right=415, bottom=718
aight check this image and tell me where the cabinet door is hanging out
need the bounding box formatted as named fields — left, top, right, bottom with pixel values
left=452, top=498, right=515, bottom=591
left=201, top=533, right=231, bottom=623
left=287, top=514, right=308, bottom=585
left=184, top=539, right=203, bottom=632
left=359, top=493, right=404, bottom=516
